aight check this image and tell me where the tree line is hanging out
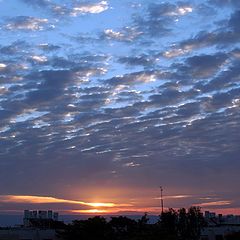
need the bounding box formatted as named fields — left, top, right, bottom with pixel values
left=57, top=206, right=206, bottom=240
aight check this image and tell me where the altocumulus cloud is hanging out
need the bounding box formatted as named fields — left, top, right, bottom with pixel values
left=0, top=0, right=240, bottom=214
left=3, top=16, right=53, bottom=31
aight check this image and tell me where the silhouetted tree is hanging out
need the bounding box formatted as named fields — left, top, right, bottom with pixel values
left=177, top=208, right=188, bottom=240
left=58, top=207, right=206, bottom=240
left=186, top=206, right=206, bottom=240
left=109, top=216, right=137, bottom=239
left=58, top=216, right=111, bottom=240
left=160, top=207, right=206, bottom=240
left=160, top=208, right=178, bottom=239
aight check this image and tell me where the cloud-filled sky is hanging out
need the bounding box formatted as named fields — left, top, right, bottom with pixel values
left=0, top=0, right=240, bottom=215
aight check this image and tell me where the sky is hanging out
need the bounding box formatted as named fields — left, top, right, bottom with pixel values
left=0, top=0, right=240, bottom=217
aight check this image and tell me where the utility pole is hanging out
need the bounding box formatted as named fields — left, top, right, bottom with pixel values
left=160, top=186, right=164, bottom=214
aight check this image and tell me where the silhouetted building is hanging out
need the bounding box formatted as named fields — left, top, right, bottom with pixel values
left=201, top=212, right=240, bottom=240
left=48, top=210, right=53, bottom=219
left=38, top=211, right=47, bottom=219
left=23, top=210, right=60, bottom=227
left=53, top=212, right=58, bottom=221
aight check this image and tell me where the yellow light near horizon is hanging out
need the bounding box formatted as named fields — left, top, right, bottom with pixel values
left=87, top=202, right=115, bottom=207
left=72, top=209, right=108, bottom=214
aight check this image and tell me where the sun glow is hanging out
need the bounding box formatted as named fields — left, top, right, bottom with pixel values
left=72, top=209, right=108, bottom=214
left=88, top=202, right=115, bottom=207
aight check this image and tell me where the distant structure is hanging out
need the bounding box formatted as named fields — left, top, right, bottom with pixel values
left=53, top=212, right=59, bottom=221
left=0, top=210, right=63, bottom=240
left=204, top=211, right=240, bottom=225
left=23, top=210, right=59, bottom=227
left=201, top=211, right=240, bottom=240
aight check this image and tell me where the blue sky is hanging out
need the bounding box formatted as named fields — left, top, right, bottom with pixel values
left=0, top=0, right=240, bottom=215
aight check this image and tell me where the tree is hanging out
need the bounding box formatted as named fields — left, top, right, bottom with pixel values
left=160, top=208, right=178, bottom=239
left=58, top=208, right=206, bottom=240
left=160, top=207, right=206, bottom=240
left=178, top=208, right=188, bottom=240
left=186, top=206, right=206, bottom=240
left=109, top=216, right=137, bottom=239
left=58, top=216, right=111, bottom=240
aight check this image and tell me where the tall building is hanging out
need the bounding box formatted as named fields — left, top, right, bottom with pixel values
left=53, top=212, right=59, bottom=221
left=38, top=210, right=47, bottom=219
left=32, top=210, right=38, bottom=219
left=24, top=210, right=30, bottom=219
left=48, top=210, right=53, bottom=219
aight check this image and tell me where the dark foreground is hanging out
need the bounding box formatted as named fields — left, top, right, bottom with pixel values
left=58, top=207, right=207, bottom=240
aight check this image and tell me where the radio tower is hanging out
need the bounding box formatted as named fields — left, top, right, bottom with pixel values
left=160, top=186, right=164, bottom=214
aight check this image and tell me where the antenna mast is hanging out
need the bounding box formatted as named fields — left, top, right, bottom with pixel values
left=160, top=186, right=164, bottom=214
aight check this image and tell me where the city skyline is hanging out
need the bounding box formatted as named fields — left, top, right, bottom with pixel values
left=0, top=0, right=240, bottom=216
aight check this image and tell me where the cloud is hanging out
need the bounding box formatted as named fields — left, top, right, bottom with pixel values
left=21, top=0, right=109, bottom=17
left=173, top=53, right=228, bottom=79
left=228, top=10, right=240, bottom=32
left=30, top=55, right=48, bottom=63
left=123, top=162, right=140, bottom=167
left=0, top=195, right=118, bottom=207
left=71, top=1, right=108, bottom=16
left=105, top=71, right=157, bottom=86
left=118, top=55, right=157, bottom=67
left=198, top=200, right=232, bottom=207
left=37, top=43, right=60, bottom=52
left=148, top=3, right=192, bottom=17
left=3, top=16, right=53, bottom=31
left=132, top=2, right=193, bottom=37
left=0, top=41, right=30, bottom=55
left=0, top=195, right=133, bottom=214
left=102, top=27, right=142, bottom=42
left=0, top=63, right=7, bottom=69
left=163, top=10, right=240, bottom=57
left=154, top=195, right=192, bottom=200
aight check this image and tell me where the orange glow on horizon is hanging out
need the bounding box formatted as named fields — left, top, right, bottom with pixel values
left=72, top=209, right=108, bottom=214
left=0, top=194, right=240, bottom=216
left=69, top=207, right=163, bottom=215
left=0, top=195, right=131, bottom=208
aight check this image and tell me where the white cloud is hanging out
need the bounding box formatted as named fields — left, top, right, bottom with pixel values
left=31, top=55, right=48, bottom=62
left=166, top=6, right=193, bottom=16
left=0, top=63, right=7, bottom=69
left=5, top=17, right=49, bottom=31
left=104, top=27, right=142, bottom=42
left=71, top=1, right=108, bottom=16
left=123, top=162, right=140, bottom=167
left=177, top=7, right=193, bottom=15
left=104, top=29, right=125, bottom=40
